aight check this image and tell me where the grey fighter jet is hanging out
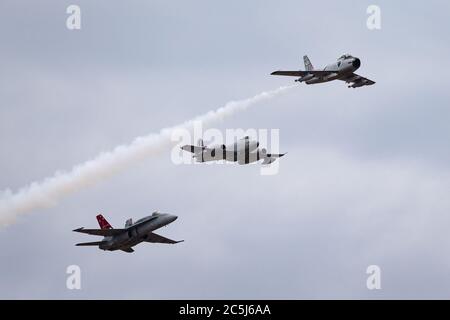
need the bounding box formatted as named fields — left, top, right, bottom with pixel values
left=181, top=136, right=286, bottom=165
left=73, top=213, right=183, bottom=253
left=271, top=54, right=375, bottom=88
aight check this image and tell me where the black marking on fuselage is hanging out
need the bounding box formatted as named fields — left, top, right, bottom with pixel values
left=244, top=140, right=249, bottom=164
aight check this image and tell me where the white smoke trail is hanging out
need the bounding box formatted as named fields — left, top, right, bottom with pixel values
left=0, top=85, right=294, bottom=226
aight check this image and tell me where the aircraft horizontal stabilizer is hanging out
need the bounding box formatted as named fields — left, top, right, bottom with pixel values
left=262, top=153, right=286, bottom=165
left=181, top=145, right=206, bottom=154
left=73, top=227, right=126, bottom=236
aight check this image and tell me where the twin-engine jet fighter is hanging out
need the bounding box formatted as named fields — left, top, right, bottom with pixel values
left=181, top=136, right=286, bottom=165
left=271, top=54, right=375, bottom=88
left=74, top=213, right=183, bottom=253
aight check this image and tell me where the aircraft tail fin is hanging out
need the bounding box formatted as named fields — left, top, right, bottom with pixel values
left=96, top=214, right=112, bottom=230
left=303, top=55, right=314, bottom=71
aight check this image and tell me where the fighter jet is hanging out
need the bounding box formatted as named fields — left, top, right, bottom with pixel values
left=271, top=54, right=375, bottom=88
left=73, top=212, right=183, bottom=253
left=181, top=136, right=286, bottom=165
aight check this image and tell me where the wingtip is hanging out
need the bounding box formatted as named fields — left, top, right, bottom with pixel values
left=75, top=242, right=86, bottom=246
left=73, top=227, right=84, bottom=232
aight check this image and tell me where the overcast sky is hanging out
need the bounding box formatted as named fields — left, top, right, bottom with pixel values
left=1, top=0, right=450, bottom=299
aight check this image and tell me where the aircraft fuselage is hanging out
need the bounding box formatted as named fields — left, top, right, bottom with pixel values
left=100, top=213, right=177, bottom=251
left=305, top=56, right=361, bottom=84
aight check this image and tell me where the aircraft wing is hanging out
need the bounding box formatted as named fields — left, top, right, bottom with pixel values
left=75, top=241, right=107, bottom=246
left=340, top=73, right=375, bottom=87
left=144, top=232, right=184, bottom=244
left=73, top=227, right=126, bottom=236
left=271, top=70, right=334, bottom=77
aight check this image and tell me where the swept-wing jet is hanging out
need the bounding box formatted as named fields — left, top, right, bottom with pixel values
left=271, top=54, right=375, bottom=88
left=73, top=213, right=183, bottom=253
left=181, top=136, right=286, bottom=165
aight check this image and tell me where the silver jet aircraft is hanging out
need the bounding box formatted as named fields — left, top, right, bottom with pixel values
left=181, top=136, right=286, bottom=165
left=271, top=54, right=375, bottom=88
left=74, top=213, right=183, bottom=253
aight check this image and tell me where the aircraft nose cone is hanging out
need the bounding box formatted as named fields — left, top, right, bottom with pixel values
left=171, top=215, right=178, bottom=222
left=352, top=58, right=361, bottom=69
